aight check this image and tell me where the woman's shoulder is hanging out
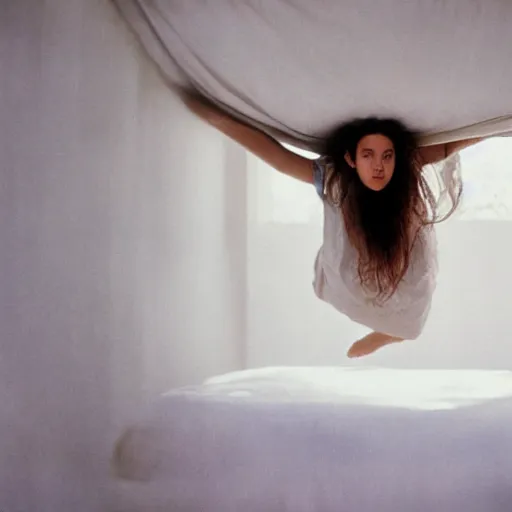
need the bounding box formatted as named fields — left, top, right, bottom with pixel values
left=314, top=155, right=334, bottom=171
left=313, top=156, right=336, bottom=198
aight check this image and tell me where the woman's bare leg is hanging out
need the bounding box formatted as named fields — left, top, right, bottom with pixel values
left=347, top=331, right=405, bottom=358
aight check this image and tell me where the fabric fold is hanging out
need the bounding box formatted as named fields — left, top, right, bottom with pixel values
left=113, top=0, right=512, bottom=152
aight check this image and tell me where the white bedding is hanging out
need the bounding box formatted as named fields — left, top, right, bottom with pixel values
left=111, top=367, right=512, bottom=512
left=112, top=0, right=512, bottom=152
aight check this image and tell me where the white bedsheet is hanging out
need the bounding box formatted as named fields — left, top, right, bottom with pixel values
left=111, top=367, right=512, bottom=512
left=112, top=0, right=512, bottom=152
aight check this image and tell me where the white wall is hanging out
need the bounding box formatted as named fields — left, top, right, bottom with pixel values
left=0, top=1, right=246, bottom=511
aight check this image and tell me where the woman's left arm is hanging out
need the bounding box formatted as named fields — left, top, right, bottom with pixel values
left=417, top=137, right=485, bottom=165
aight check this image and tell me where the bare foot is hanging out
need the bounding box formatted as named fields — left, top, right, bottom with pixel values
left=347, top=331, right=404, bottom=358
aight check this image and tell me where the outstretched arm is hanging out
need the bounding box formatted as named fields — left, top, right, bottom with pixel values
left=417, top=137, right=484, bottom=165
left=182, top=92, right=314, bottom=184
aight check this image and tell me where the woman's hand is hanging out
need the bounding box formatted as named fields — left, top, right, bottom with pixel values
left=180, top=90, right=230, bottom=127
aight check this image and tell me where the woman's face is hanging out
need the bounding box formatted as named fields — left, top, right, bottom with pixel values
left=345, top=134, right=396, bottom=191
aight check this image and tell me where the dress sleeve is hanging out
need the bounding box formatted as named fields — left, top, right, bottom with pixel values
left=313, top=157, right=327, bottom=199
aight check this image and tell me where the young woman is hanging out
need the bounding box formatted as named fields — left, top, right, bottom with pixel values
left=182, top=93, right=484, bottom=358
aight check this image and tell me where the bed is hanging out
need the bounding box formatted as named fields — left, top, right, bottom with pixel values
left=110, top=366, right=512, bottom=511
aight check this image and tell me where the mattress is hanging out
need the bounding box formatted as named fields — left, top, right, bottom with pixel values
left=112, top=0, right=512, bottom=152
left=111, top=366, right=512, bottom=512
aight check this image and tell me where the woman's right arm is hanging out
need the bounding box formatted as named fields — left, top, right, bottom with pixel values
left=183, top=93, right=314, bottom=185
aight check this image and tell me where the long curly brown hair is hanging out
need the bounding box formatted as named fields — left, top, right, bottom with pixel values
left=323, top=118, right=462, bottom=302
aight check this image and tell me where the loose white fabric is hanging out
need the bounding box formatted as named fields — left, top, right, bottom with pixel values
left=113, top=0, right=512, bottom=152
left=313, top=203, right=436, bottom=339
